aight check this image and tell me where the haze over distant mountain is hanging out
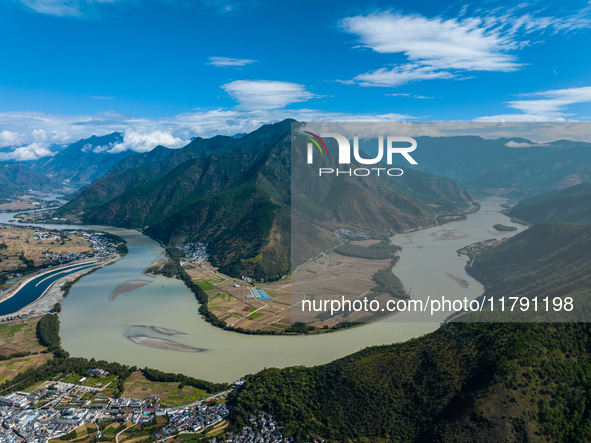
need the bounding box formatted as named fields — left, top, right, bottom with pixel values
left=0, top=162, right=55, bottom=196
left=399, top=136, right=591, bottom=196
left=63, top=120, right=474, bottom=279
left=507, top=183, right=591, bottom=225
left=30, top=133, right=133, bottom=186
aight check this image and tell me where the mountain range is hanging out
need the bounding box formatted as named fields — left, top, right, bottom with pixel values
left=6, top=123, right=591, bottom=281
left=4, top=129, right=591, bottom=198
left=0, top=162, right=54, bottom=196
left=29, top=133, right=132, bottom=186
left=402, top=136, right=591, bottom=196
left=61, top=120, right=475, bottom=278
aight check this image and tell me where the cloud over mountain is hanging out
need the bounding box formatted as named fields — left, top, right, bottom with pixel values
left=221, top=80, right=319, bottom=110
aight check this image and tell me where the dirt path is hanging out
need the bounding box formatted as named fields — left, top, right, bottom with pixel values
left=115, top=424, right=136, bottom=443
left=18, top=240, right=27, bottom=256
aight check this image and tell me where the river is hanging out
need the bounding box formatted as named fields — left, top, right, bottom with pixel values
left=0, top=196, right=524, bottom=383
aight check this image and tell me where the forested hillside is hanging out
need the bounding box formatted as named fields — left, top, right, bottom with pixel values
left=507, top=183, right=591, bottom=225
left=229, top=322, right=591, bottom=442
left=465, top=221, right=591, bottom=321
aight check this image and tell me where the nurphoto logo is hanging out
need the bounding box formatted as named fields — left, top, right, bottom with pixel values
left=303, top=131, right=418, bottom=177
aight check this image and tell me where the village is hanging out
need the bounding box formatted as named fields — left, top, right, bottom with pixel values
left=0, top=227, right=125, bottom=287
left=0, top=373, right=284, bottom=443
left=175, top=243, right=209, bottom=264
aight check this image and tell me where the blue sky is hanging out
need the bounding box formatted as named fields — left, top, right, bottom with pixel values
left=1, top=0, right=591, bottom=159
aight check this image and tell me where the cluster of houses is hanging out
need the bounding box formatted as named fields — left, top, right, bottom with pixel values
left=221, top=410, right=284, bottom=443
left=463, top=239, right=503, bottom=267
left=31, top=232, right=60, bottom=242
left=332, top=228, right=369, bottom=240
left=41, top=231, right=122, bottom=264
left=154, top=403, right=229, bottom=438
left=0, top=378, right=233, bottom=443
left=45, top=250, right=87, bottom=265
left=80, top=232, right=122, bottom=256
left=175, top=242, right=209, bottom=263
left=0, top=368, right=295, bottom=443
left=0, top=404, right=93, bottom=443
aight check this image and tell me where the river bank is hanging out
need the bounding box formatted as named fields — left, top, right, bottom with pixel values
left=0, top=196, right=526, bottom=383
left=0, top=259, right=99, bottom=304
left=0, top=256, right=119, bottom=323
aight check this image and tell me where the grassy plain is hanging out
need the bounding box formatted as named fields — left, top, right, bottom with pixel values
left=121, top=371, right=209, bottom=407
left=0, top=318, right=51, bottom=383
left=0, top=225, right=92, bottom=275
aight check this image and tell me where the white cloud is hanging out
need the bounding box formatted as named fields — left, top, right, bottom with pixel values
left=17, top=0, right=259, bottom=17
left=91, top=95, right=114, bottom=100
left=207, top=57, right=257, bottom=67
left=386, top=92, right=435, bottom=99
left=108, top=130, right=186, bottom=153
left=475, top=86, right=591, bottom=122
left=0, top=142, right=55, bottom=161
left=0, top=108, right=412, bottom=161
left=340, top=8, right=591, bottom=87
left=221, top=80, right=319, bottom=110
left=356, top=63, right=455, bottom=87
left=505, top=141, right=532, bottom=148
left=17, top=0, right=120, bottom=17
left=0, top=130, right=30, bottom=148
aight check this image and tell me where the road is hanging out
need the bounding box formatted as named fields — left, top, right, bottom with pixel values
left=170, top=389, right=233, bottom=411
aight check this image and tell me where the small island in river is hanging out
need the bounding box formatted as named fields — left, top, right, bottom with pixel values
left=128, top=335, right=206, bottom=352
left=110, top=280, right=153, bottom=301
left=493, top=223, right=518, bottom=232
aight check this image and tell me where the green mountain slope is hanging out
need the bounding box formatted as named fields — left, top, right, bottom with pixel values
left=507, top=183, right=591, bottom=224
left=108, top=125, right=287, bottom=174
left=106, top=144, right=178, bottom=173
left=463, top=221, right=591, bottom=323
left=64, top=120, right=296, bottom=211
left=229, top=322, right=591, bottom=441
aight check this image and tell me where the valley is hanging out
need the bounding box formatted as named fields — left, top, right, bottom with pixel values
left=1, top=121, right=590, bottom=441
left=0, top=195, right=524, bottom=383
